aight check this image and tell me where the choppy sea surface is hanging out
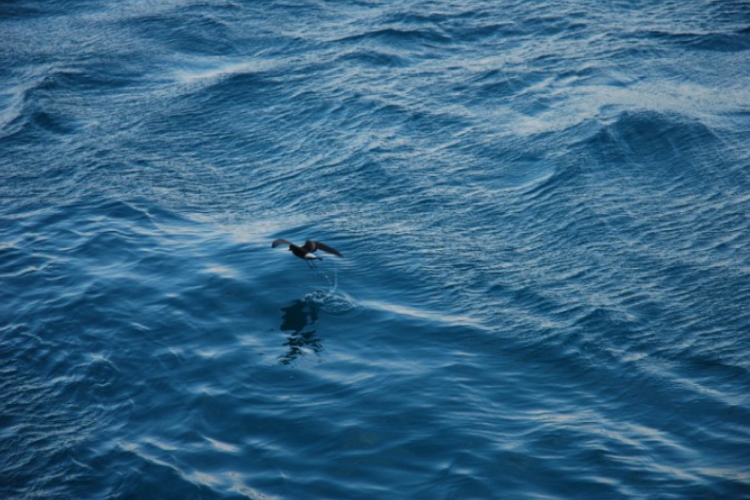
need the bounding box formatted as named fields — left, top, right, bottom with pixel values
left=2, top=1, right=750, bottom=498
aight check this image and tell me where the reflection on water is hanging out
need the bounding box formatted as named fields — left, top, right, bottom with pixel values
left=278, top=298, right=323, bottom=365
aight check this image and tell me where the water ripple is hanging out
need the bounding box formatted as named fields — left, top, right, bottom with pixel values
left=3, top=0, right=750, bottom=498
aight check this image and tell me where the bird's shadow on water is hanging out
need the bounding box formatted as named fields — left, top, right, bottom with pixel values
left=277, top=297, right=323, bottom=366
left=275, top=265, right=355, bottom=365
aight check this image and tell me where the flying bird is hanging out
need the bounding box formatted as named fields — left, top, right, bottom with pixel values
left=271, top=239, right=343, bottom=268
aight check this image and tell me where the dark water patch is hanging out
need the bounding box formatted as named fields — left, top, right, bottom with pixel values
left=578, top=110, right=725, bottom=188
left=632, top=29, right=750, bottom=52
left=446, top=19, right=521, bottom=43
left=196, top=67, right=287, bottom=107
left=458, top=68, right=550, bottom=103
left=335, top=47, right=412, bottom=68
left=0, top=73, right=82, bottom=141
left=0, top=4, right=50, bottom=19
left=116, top=4, right=242, bottom=57
left=29, top=108, right=78, bottom=136
left=0, top=0, right=100, bottom=18
left=521, top=14, right=589, bottom=38
left=333, top=25, right=452, bottom=49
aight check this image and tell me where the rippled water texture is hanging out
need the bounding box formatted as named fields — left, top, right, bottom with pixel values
left=2, top=1, right=750, bottom=498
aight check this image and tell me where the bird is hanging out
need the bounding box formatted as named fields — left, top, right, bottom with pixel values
left=271, top=239, right=343, bottom=268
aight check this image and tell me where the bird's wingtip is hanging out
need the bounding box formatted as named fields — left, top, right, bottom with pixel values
left=271, top=238, right=291, bottom=248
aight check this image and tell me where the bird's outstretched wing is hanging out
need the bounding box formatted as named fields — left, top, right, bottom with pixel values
left=271, top=239, right=293, bottom=248
left=306, top=240, right=343, bottom=257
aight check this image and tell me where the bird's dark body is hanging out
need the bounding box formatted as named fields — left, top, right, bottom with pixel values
left=271, top=239, right=343, bottom=267
left=289, top=244, right=320, bottom=260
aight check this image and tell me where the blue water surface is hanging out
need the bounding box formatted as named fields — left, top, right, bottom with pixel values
left=2, top=1, right=750, bottom=498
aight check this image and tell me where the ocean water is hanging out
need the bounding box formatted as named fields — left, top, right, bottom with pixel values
left=2, top=0, right=750, bottom=498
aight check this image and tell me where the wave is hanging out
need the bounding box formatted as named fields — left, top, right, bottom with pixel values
left=628, top=29, right=750, bottom=53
